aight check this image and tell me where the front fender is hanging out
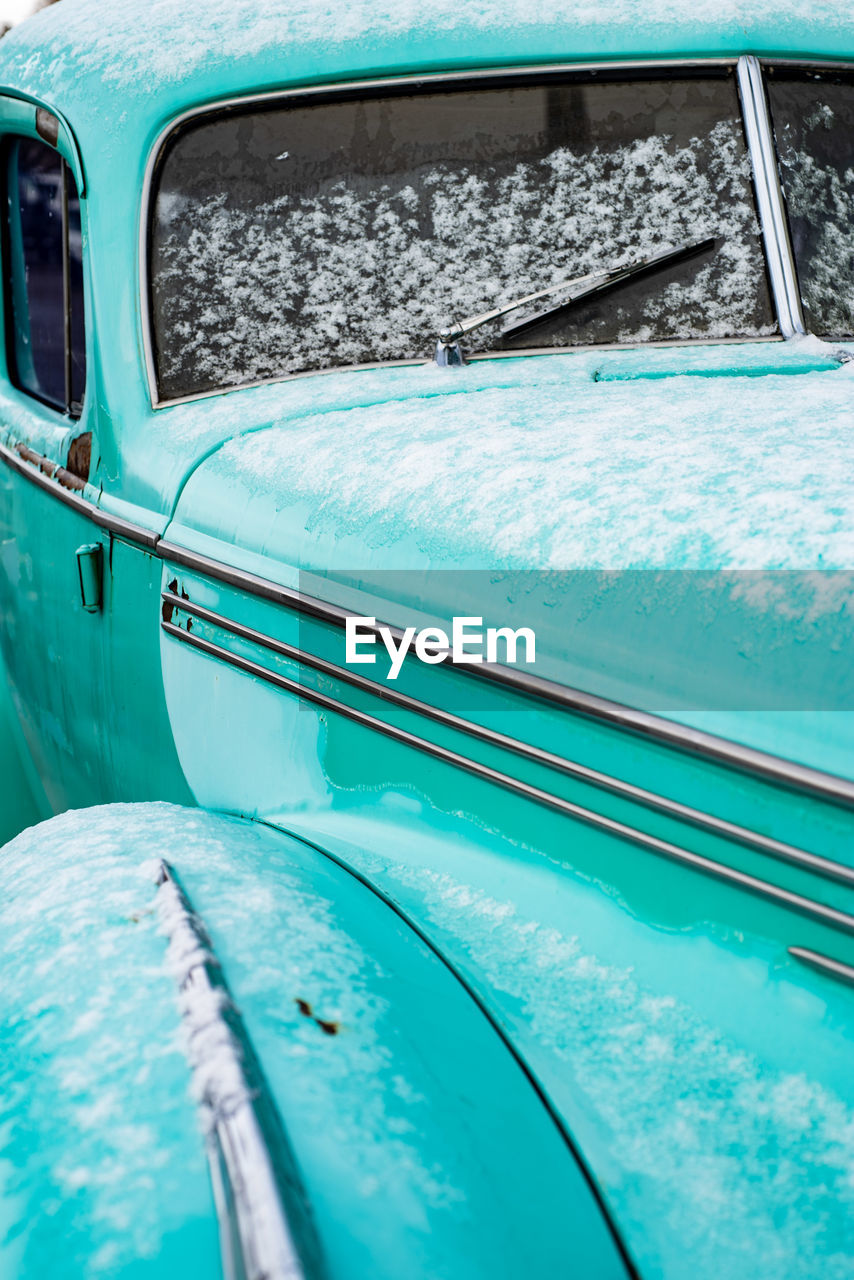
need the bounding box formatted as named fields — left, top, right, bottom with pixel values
left=0, top=802, right=629, bottom=1280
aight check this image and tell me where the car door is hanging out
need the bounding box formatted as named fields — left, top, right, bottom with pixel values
left=0, top=94, right=113, bottom=812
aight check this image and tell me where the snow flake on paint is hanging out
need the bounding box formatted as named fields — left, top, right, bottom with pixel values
left=382, top=862, right=854, bottom=1280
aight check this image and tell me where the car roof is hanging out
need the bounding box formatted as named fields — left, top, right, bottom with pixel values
left=0, top=0, right=852, bottom=166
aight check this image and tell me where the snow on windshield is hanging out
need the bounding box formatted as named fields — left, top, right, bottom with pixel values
left=151, top=74, right=775, bottom=398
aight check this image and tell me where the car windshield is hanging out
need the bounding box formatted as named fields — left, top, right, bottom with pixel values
left=766, top=67, right=854, bottom=338
left=149, top=69, right=776, bottom=400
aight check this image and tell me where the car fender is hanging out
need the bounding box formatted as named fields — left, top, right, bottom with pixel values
left=0, top=802, right=631, bottom=1280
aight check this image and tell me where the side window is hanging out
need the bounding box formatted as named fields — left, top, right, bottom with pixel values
left=766, top=68, right=854, bottom=338
left=4, top=136, right=86, bottom=414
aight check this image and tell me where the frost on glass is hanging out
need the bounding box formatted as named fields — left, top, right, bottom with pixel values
left=151, top=75, right=774, bottom=398
left=768, top=71, right=854, bottom=337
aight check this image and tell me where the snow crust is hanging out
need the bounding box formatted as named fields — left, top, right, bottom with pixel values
left=0, top=806, right=217, bottom=1277
left=204, top=357, right=854, bottom=570
left=2, top=0, right=853, bottom=99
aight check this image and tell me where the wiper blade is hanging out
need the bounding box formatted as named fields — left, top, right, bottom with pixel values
left=502, top=236, right=716, bottom=341
left=434, top=237, right=716, bottom=365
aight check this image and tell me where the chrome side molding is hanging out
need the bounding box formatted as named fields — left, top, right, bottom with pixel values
left=156, top=545, right=854, bottom=809
left=788, top=945, right=854, bottom=989
left=5, top=434, right=854, bottom=809
left=161, top=588, right=854, bottom=890
left=151, top=859, right=326, bottom=1280
left=161, top=620, right=854, bottom=939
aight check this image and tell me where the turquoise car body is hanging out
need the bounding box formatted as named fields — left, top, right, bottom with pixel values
left=0, top=1, right=853, bottom=1276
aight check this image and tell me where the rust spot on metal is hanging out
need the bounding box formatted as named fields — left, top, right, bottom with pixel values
left=15, top=443, right=38, bottom=466
left=295, top=998, right=340, bottom=1035
left=66, top=432, right=91, bottom=482
left=14, top=440, right=86, bottom=491
left=54, top=465, right=87, bottom=492
left=186, top=617, right=193, bottom=633
left=162, top=579, right=179, bottom=624
left=35, top=107, right=60, bottom=148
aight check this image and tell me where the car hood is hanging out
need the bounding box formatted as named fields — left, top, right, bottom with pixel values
left=165, top=342, right=854, bottom=778
left=167, top=341, right=854, bottom=574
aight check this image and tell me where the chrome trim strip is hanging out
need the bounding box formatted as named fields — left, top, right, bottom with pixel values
left=0, top=439, right=160, bottom=548
left=4, top=427, right=851, bottom=812
left=163, top=589, right=854, bottom=888
left=157, top=547, right=854, bottom=808
left=789, top=945, right=854, bottom=988
left=737, top=55, right=805, bottom=337
left=152, top=859, right=325, bottom=1280
left=145, top=336, right=785, bottom=412
left=161, top=619, right=854, bottom=936
left=159, top=542, right=350, bottom=624
left=139, top=58, right=738, bottom=409
left=762, top=58, right=854, bottom=72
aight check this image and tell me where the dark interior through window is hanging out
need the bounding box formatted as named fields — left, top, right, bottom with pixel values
left=4, top=136, right=86, bottom=414
left=766, top=67, right=854, bottom=338
left=150, top=69, right=775, bottom=399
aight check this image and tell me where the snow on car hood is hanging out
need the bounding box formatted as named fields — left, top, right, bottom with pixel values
left=164, top=343, right=854, bottom=776
left=170, top=342, right=854, bottom=573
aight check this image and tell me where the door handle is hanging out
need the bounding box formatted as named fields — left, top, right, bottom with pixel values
left=75, top=543, right=103, bottom=613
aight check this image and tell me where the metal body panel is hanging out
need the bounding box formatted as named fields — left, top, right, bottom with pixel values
left=162, top=343, right=854, bottom=784
left=0, top=647, right=45, bottom=842
left=154, top=598, right=854, bottom=1276
left=0, top=802, right=635, bottom=1280
left=0, top=7, right=852, bottom=1277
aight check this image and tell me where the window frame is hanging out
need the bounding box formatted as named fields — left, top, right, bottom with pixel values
left=0, top=99, right=87, bottom=422
left=140, top=56, right=843, bottom=409
left=3, top=135, right=84, bottom=417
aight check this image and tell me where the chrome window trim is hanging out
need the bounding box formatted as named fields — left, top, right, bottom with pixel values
left=145, top=335, right=784, bottom=412
left=762, top=57, right=854, bottom=72
left=138, top=56, right=779, bottom=409
left=138, top=55, right=854, bottom=404
left=737, top=55, right=805, bottom=337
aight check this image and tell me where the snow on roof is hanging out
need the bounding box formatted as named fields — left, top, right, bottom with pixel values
left=0, top=0, right=852, bottom=144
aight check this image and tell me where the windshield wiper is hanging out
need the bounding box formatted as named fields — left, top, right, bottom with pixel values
left=434, top=237, right=717, bottom=366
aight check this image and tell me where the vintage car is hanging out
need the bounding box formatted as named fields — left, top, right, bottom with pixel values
left=0, top=0, right=853, bottom=1276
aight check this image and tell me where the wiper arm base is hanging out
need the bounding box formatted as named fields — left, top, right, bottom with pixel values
left=434, top=337, right=466, bottom=367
